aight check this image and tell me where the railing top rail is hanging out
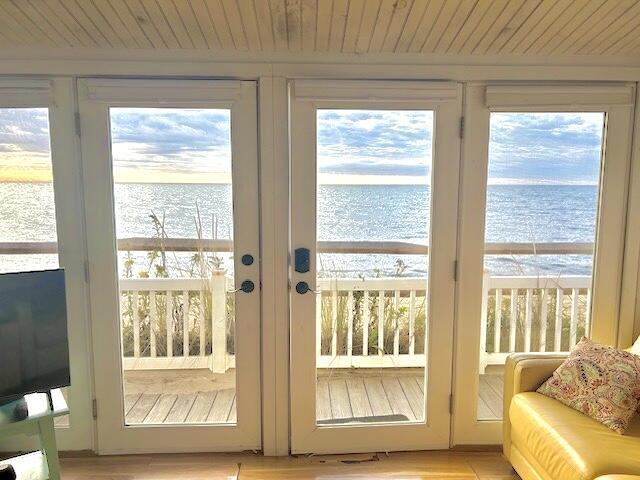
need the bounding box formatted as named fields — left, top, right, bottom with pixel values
left=119, top=277, right=222, bottom=291
left=1, top=239, right=594, bottom=255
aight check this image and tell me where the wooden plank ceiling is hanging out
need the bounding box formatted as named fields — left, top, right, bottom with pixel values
left=0, top=0, right=639, bottom=56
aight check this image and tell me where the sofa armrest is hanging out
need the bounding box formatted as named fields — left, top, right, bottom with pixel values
left=502, top=352, right=567, bottom=460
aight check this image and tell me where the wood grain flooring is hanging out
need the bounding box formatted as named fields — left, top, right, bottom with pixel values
left=122, top=373, right=504, bottom=425
left=60, top=451, right=519, bottom=479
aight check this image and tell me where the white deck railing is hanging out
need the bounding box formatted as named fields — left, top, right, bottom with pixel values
left=117, top=272, right=591, bottom=373
left=119, top=273, right=235, bottom=373
left=479, top=273, right=591, bottom=372
left=2, top=239, right=593, bottom=372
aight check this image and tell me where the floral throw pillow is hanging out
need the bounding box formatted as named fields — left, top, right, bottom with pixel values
left=537, top=337, right=640, bottom=434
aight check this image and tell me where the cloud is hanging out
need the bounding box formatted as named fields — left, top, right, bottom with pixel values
left=110, top=108, right=231, bottom=175
left=0, top=108, right=51, bottom=165
left=488, top=112, right=604, bottom=184
left=317, top=110, right=433, bottom=176
left=0, top=107, right=606, bottom=185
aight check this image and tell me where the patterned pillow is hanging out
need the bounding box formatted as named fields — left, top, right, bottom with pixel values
left=537, top=337, right=640, bottom=434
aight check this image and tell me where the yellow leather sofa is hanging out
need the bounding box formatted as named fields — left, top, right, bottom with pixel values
left=503, top=353, right=640, bottom=480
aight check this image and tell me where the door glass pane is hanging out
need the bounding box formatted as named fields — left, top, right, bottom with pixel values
left=0, top=108, right=69, bottom=427
left=477, top=112, right=605, bottom=420
left=0, top=108, right=58, bottom=273
left=110, top=108, right=237, bottom=425
left=316, top=109, right=433, bottom=425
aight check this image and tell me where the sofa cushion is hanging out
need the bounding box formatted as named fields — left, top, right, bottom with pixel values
left=537, top=337, right=640, bottom=433
left=596, top=476, right=640, bottom=479
left=510, top=392, right=640, bottom=480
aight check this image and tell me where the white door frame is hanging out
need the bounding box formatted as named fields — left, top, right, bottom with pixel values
left=453, top=82, right=636, bottom=445
left=289, top=80, right=462, bottom=454
left=0, top=77, right=94, bottom=452
left=78, top=78, right=261, bottom=454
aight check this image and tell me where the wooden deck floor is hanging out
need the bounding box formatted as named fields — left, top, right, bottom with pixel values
left=123, top=371, right=504, bottom=425
left=478, top=374, right=505, bottom=420
left=125, top=389, right=237, bottom=424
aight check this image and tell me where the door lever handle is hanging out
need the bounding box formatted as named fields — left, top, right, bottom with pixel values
left=295, top=281, right=320, bottom=294
left=229, top=280, right=255, bottom=293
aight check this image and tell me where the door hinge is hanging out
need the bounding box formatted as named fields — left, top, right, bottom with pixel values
left=74, top=111, right=81, bottom=137
left=84, top=260, right=90, bottom=284
left=92, top=398, right=98, bottom=419
left=459, top=116, right=465, bottom=139
left=453, top=260, right=458, bottom=281
left=449, top=394, right=454, bottom=414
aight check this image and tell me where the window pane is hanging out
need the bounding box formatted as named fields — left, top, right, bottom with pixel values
left=0, top=108, right=58, bottom=273
left=477, top=112, right=604, bottom=421
left=109, top=108, right=237, bottom=425
left=0, top=107, right=68, bottom=427
left=315, top=110, right=433, bottom=425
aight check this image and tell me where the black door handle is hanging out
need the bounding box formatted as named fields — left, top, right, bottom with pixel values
left=229, top=280, right=255, bottom=293
left=295, top=281, right=319, bottom=294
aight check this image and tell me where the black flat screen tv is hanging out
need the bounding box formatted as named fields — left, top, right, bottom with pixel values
left=0, top=269, right=70, bottom=403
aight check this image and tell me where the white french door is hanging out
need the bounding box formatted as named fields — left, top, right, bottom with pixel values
left=289, top=80, right=462, bottom=454
left=453, top=83, right=635, bottom=445
left=78, top=79, right=261, bottom=453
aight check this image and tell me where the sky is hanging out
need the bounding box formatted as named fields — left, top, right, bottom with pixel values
left=0, top=107, right=604, bottom=185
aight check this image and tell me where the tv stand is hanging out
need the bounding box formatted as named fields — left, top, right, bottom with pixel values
left=0, top=389, right=68, bottom=480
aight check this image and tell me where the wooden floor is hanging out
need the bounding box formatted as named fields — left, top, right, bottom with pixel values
left=123, top=371, right=504, bottom=425
left=60, top=451, right=519, bottom=479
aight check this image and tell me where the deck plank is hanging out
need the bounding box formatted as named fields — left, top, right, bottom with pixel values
left=164, top=393, right=197, bottom=423
left=477, top=394, right=495, bottom=419
left=328, top=379, right=353, bottom=419
left=185, top=392, right=216, bottom=423
left=126, top=393, right=160, bottom=424
left=144, top=394, right=177, bottom=424
left=207, top=389, right=235, bottom=423
left=345, top=377, right=373, bottom=418
left=381, top=377, right=415, bottom=421
left=398, top=376, right=424, bottom=420
left=363, top=377, right=393, bottom=416
left=124, top=393, right=142, bottom=416
left=316, top=378, right=332, bottom=420
left=478, top=377, right=503, bottom=419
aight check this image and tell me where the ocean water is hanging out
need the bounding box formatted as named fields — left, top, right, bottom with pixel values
left=0, top=182, right=598, bottom=277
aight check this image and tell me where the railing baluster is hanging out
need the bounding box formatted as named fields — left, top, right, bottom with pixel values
left=149, top=291, right=157, bottom=357
left=132, top=291, right=140, bottom=357
left=393, top=290, right=400, bottom=357
left=409, top=290, right=416, bottom=356
left=378, top=290, right=385, bottom=356
left=493, top=289, right=502, bottom=353
left=331, top=290, right=338, bottom=357
left=199, top=290, right=205, bottom=357
left=362, top=291, right=369, bottom=356
left=570, top=288, right=579, bottom=347
left=166, top=291, right=173, bottom=358
left=347, top=290, right=354, bottom=359
left=509, top=289, right=517, bottom=351
left=183, top=291, right=190, bottom=357
left=539, top=289, right=548, bottom=352
left=585, top=287, right=592, bottom=337
left=524, top=289, right=533, bottom=352
left=554, top=288, right=563, bottom=352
